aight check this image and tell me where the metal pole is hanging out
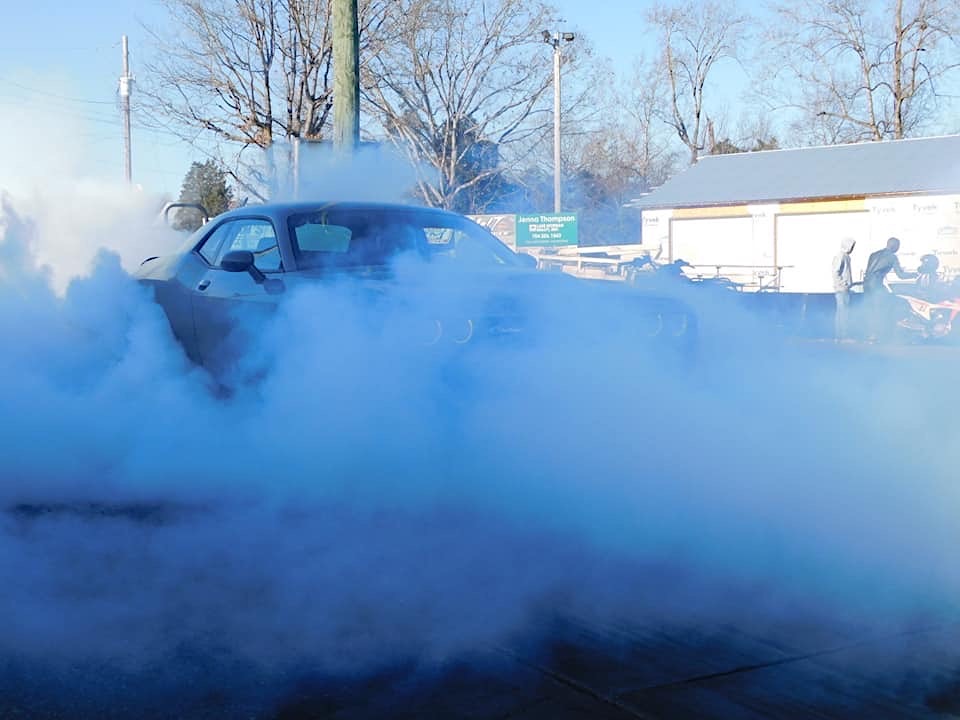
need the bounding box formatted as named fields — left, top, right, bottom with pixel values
left=333, top=0, right=360, bottom=153
left=553, top=37, right=561, bottom=213
left=292, top=136, right=300, bottom=199
left=119, top=35, right=133, bottom=185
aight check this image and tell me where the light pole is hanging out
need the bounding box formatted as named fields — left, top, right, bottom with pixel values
left=542, top=29, right=574, bottom=214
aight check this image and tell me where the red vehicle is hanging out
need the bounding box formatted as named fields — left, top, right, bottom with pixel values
left=896, top=292, right=960, bottom=341
left=893, top=255, right=960, bottom=342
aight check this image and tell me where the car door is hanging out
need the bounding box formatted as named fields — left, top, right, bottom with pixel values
left=191, top=216, right=286, bottom=373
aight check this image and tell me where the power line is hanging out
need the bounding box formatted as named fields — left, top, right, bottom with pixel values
left=77, top=131, right=124, bottom=141
left=0, top=93, right=200, bottom=140
left=0, top=43, right=114, bottom=53
left=0, top=98, right=123, bottom=127
left=0, top=76, right=116, bottom=105
left=0, top=84, right=121, bottom=121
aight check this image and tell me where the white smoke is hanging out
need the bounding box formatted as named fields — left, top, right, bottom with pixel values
left=268, top=140, right=426, bottom=205
left=0, top=181, right=958, bottom=716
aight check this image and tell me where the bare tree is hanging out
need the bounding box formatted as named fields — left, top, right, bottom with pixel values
left=646, top=0, right=750, bottom=164
left=361, top=0, right=565, bottom=210
left=762, top=0, right=960, bottom=143
left=570, top=60, right=678, bottom=202
left=140, top=0, right=386, bottom=197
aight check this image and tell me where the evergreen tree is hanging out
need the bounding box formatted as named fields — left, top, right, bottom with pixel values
left=173, top=160, right=233, bottom=231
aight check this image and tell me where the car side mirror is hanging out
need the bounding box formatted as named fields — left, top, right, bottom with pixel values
left=221, top=250, right=265, bottom=283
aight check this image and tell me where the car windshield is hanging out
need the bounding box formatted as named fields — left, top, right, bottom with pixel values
left=287, top=207, right=521, bottom=270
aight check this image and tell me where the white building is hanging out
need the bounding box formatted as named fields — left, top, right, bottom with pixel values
left=636, top=135, right=960, bottom=293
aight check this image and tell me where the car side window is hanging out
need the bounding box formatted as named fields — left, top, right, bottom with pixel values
left=423, top=226, right=506, bottom=266
left=197, top=223, right=231, bottom=265
left=197, top=219, right=282, bottom=272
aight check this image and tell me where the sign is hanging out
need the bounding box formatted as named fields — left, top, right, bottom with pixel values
left=516, top=213, right=578, bottom=247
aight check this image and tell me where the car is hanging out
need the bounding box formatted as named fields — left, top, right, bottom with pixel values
left=136, top=201, right=696, bottom=375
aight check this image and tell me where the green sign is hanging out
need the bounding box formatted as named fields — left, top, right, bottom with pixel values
left=516, top=213, right=578, bottom=247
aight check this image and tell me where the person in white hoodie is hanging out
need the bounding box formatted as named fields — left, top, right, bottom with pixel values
left=832, top=237, right=856, bottom=340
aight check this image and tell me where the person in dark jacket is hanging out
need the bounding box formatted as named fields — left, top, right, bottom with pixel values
left=863, top=237, right=917, bottom=339
left=832, top=237, right=856, bottom=340
left=863, top=237, right=915, bottom=290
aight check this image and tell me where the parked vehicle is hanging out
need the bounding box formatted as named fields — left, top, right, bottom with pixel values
left=895, top=292, right=960, bottom=341
left=880, top=255, right=960, bottom=342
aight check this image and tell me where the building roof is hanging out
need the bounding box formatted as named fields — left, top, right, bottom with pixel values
left=636, top=134, right=960, bottom=209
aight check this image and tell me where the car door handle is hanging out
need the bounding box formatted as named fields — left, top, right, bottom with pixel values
left=197, top=279, right=211, bottom=291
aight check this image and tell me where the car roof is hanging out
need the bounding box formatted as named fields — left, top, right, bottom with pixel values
left=213, top=201, right=463, bottom=223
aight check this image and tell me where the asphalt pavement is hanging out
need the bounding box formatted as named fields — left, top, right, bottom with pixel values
left=4, top=335, right=958, bottom=719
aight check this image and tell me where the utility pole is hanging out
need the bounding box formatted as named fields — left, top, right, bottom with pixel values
left=119, top=35, right=133, bottom=185
left=332, top=0, right=360, bottom=153
left=542, top=30, right=574, bottom=213
left=552, top=42, right=561, bottom=213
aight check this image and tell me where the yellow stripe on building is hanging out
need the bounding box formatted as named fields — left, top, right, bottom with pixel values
left=672, top=205, right=750, bottom=219
left=777, top=198, right=866, bottom=214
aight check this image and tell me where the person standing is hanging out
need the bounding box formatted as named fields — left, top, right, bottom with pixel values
left=832, top=237, right=856, bottom=340
left=862, top=236, right=917, bottom=339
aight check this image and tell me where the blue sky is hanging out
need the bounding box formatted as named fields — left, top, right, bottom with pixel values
left=0, top=0, right=737, bottom=197
left=0, top=0, right=184, bottom=193
left=0, top=0, right=695, bottom=196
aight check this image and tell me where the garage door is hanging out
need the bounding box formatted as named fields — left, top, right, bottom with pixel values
left=775, top=212, right=870, bottom=293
